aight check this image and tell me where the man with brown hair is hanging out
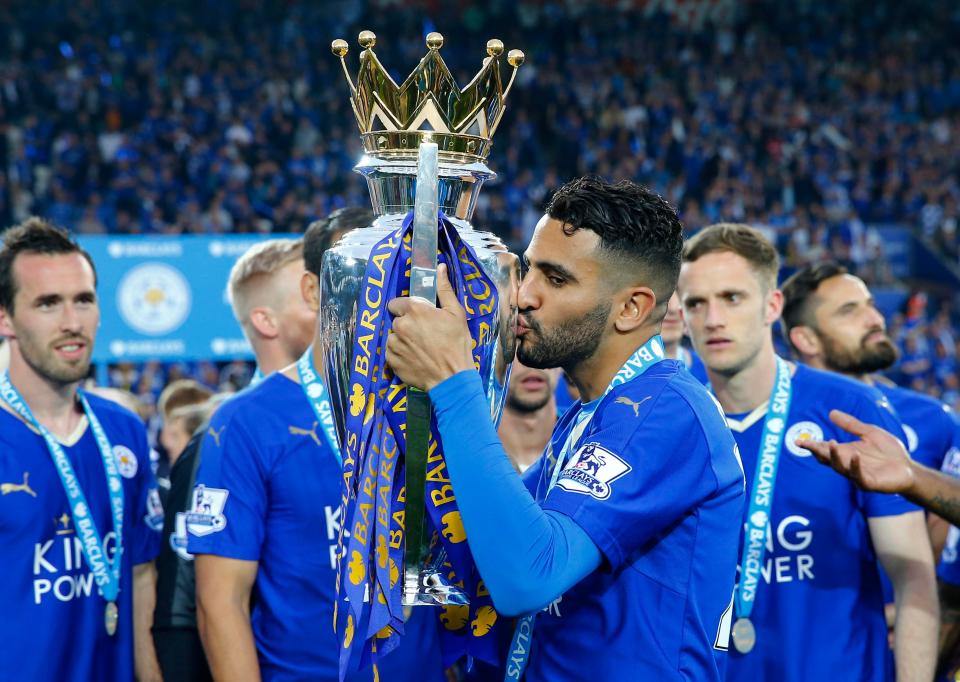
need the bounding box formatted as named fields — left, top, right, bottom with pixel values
left=678, top=223, right=937, bottom=681
left=0, top=217, right=163, bottom=682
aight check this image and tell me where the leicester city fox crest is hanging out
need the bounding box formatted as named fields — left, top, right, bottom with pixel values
left=556, top=442, right=631, bottom=500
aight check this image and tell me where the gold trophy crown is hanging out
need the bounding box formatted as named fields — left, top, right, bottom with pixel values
left=331, top=31, right=525, bottom=163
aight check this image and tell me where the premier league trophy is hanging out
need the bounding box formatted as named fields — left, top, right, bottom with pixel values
left=319, top=30, right=524, bottom=666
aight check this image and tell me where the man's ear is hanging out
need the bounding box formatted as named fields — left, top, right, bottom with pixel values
left=248, top=307, right=278, bottom=340
left=613, top=286, right=658, bottom=333
left=765, top=289, right=785, bottom=326
left=789, top=325, right=822, bottom=359
left=0, top=306, right=14, bottom=339
left=301, top=271, right=320, bottom=313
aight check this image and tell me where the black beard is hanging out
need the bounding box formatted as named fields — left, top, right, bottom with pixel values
left=821, top=330, right=899, bottom=375
left=517, top=301, right=609, bottom=371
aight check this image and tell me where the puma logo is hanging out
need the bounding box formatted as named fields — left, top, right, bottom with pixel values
left=2, top=471, right=37, bottom=497
left=207, top=425, right=225, bottom=447
left=289, top=421, right=322, bottom=447
left=615, top=395, right=651, bottom=417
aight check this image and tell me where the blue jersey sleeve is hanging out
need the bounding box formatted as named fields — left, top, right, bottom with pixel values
left=542, top=382, right=719, bottom=571
left=187, top=407, right=268, bottom=560
left=852, top=393, right=923, bottom=518
left=129, top=423, right=163, bottom=565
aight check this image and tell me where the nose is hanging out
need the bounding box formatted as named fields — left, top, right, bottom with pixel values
left=704, top=301, right=724, bottom=330
left=518, top=273, right=539, bottom=313
left=59, top=302, right=83, bottom=334
left=864, top=305, right=886, bottom=330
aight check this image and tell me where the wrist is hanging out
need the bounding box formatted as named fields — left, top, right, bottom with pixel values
left=902, top=459, right=925, bottom=501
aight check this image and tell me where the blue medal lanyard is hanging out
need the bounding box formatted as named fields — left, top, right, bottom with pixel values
left=296, top=346, right=342, bottom=466
left=506, top=335, right=666, bottom=681
left=0, top=371, right=124, bottom=616
left=732, top=357, right=793, bottom=628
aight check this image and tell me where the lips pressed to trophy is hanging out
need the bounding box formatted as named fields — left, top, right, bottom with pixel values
left=321, top=29, right=524, bottom=662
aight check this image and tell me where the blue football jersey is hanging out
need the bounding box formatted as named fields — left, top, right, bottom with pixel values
left=187, top=373, right=443, bottom=681
left=0, top=395, right=162, bottom=682
left=524, top=360, right=745, bottom=681
left=872, top=382, right=960, bottom=598
left=724, top=364, right=918, bottom=682
left=937, top=445, right=960, bottom=587
left=876, top=382, right=960, bottom=471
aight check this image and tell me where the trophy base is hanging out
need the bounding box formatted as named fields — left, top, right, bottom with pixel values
left=401, top=568, right=470, bottom=607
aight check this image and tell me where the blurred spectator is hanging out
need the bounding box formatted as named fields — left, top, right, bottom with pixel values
left=156, top=379, right=214, bottom=496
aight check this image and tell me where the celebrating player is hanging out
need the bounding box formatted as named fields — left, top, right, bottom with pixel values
left=153, top=237, right=315, bottom=681
left=386, top=177, right=745, bottom=680
left=678, top=223, right=937, bottom=681
left=0, top=218, right=163, bottom=681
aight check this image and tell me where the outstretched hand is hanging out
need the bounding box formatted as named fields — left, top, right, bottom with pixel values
left=798, top=409, right=915, bottom=494
left=386, top=263, right=475, bottom=391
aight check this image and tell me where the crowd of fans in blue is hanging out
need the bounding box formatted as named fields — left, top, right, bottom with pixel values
left=1, top=0, right=959, bottom=408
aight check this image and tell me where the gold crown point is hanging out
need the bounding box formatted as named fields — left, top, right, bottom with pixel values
left=426, top=32, right=444, bottom=50
left=486, top=39, right=504, bottom=57
left=358, top=30, right=376, bottom=49
left=507, top=49, right=525, bottom=68
left=331, top=39, right=349, bottom=57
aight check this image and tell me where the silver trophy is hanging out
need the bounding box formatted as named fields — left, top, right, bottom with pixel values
left=321, top=31, right=523, bottom=605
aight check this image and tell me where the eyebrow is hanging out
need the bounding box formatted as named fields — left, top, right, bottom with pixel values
left=522, top=252, right=579, bottom=283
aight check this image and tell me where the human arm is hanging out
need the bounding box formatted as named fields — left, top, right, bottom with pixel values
left=429, top=371, right=601, bottom=616
left=799, top=409, right=960, bottom=525
left=195, top=555, right=261, bottom=682
left=133, top=561, right=163, bottom=682
left=869, top=512, right=939, bottom=682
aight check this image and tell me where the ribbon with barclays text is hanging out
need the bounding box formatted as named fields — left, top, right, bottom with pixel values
left=334, top=212, right=500, bottom=678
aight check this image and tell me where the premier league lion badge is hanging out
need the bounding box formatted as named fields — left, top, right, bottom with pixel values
left=186, top=484, right=229, bottom=536
left=556, top=442, right=631, bottom=500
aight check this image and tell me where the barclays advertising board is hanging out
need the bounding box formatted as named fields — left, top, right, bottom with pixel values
left=79, top=235, right=295, bottom=363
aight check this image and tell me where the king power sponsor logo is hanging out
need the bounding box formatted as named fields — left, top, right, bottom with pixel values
left=32, top=531, right=118, bottom=605
left=740, top=515, right=815, bottom=601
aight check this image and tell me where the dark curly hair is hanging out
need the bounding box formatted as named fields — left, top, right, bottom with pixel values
left=545, top=176, right=683, bottom=313
left=0, top=217, right=97, bottom=313
left=303, top=207, right=374, bottom=277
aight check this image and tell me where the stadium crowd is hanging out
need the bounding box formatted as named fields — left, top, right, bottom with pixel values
left=2, top=0, right=959, bottom=407
left=0, top=0, right=959, bottom=263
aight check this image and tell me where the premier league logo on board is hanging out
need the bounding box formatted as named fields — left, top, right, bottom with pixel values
left=117, top=263, right=192, bottom=336
left=556, top=442, right=631, bottom=500
left=185, top=485, right=229, bottom=536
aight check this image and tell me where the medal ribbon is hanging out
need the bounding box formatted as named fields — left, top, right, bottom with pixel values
left=334, top=212, right=501, bottom=679
left=506, top=335, right=667, bottom=681
left=296, top=346, right=342, bottom=465
left=732, top=356, right=793, bottom=624
left=0, top=371, right=124, bottom=607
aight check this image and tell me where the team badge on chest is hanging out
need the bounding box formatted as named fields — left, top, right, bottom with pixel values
left=784, top=421, right=823, bottom=457
left=113, top=445, right=138, bottom=478
left=556, top=442, right=631, bottom=500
